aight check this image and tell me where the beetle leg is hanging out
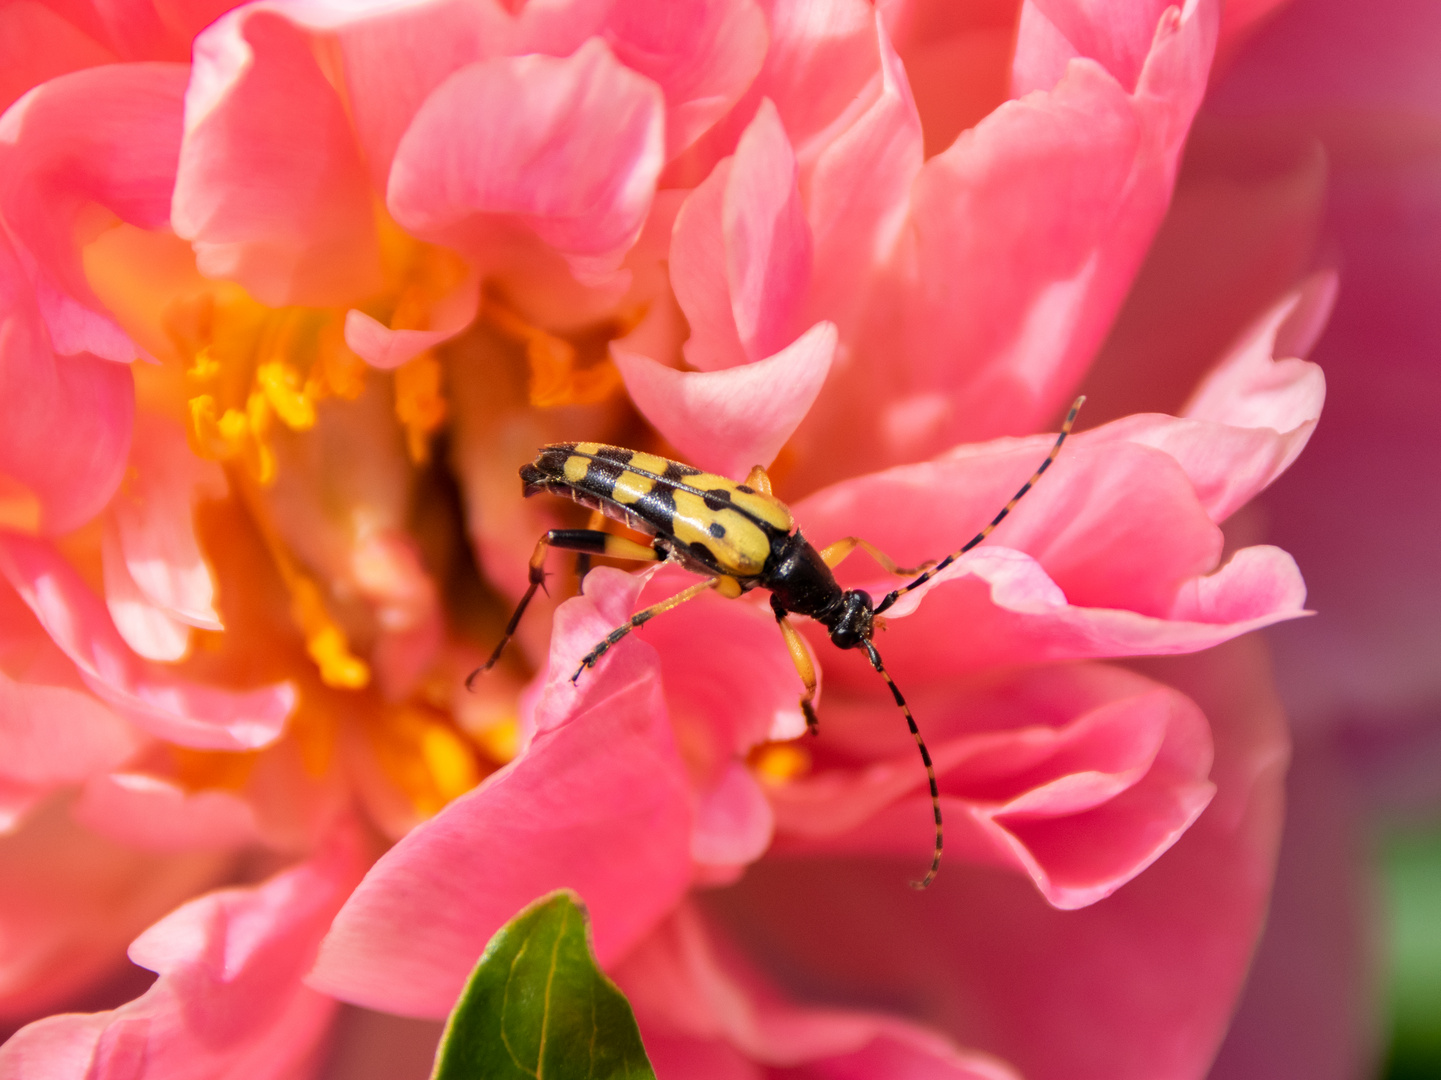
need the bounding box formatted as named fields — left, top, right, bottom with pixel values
left=772, top=605, right=820, bottom=736
left=573, top=576, right=720, bottom=682
left=743, top=464, right=773, bottom=496
left=818, top=536, right=935, bottom=576
left=469, top=529, right=662, bottom=687
left=574, top=508, right=608, bottom=585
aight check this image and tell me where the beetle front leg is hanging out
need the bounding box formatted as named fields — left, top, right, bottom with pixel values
left=470, top=529, right=662, bottom=686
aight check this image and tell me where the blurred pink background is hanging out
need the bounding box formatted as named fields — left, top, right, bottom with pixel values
left=1087, top=0, right=1441, bottom=1074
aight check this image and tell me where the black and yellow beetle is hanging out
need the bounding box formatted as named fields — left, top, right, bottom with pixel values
left=474, top=397, right=1085, bottom=888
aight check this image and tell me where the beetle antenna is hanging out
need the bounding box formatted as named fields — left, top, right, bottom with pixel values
left=862, top=640, right=942, bottom=889
left=875, top=396, right=1084, bottom=616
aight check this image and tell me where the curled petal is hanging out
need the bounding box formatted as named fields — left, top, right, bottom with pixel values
left=614, top=321, right=836, bottom=479
left=804, top=435, right=1225, bottom=618
left=604, top=0, right=767, bottom=159
left=805, top=13, right=923, bottom=336
left=0, top=799, right=229, bottom=1021
left=100, top=416, right=225, bottom=660
left=1013, top=0, right=1179, bottom=96
left=0, top=587, right=141, bottom=822
left=875, top=544, right=1305, bottom=670
left=389, top=39, right=664, bottom=285
left=312, top=570, right=693, bottom=1018
left=0, top=534, right=294, bottom=751
left=0, top=233, right=134, bottom=536
left=711, top=638, right=1287, bottom=1080
left=616, top=904, right=1020, bottom=1078
left=771, top=664, right=1215, bottom=909
left=72, top=772, right=260, bottom=852
left=1076, top=278, right=1328, bottom=522
left=176, top=7, right=381, bottom=305
left=0, top=830, right=361, bottom=1079
left=0, top=63, right=185, bottom=361
left=691, top=762, right=774, bottom=875
left=797, top=0, right=1219, bottom=488
left=343, top=271, right=480, bottom=370
left=671, top=99, right=812, bottom=371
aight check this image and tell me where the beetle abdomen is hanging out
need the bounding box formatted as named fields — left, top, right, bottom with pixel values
left=524, top=443, right=793, bottom=578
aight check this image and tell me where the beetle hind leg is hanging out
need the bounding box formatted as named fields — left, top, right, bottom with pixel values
left=469, top=528, right=662, bottom=687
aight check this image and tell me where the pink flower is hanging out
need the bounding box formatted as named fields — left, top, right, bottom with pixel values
left=0, top=0, right=1315, bottom=1077
left=1083, top=0, right=1441, bottom=1075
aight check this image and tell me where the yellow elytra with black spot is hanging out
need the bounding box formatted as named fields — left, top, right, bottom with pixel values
left=477, top=398, right=1085, bottom=890
left=524, top=442, right=793, bottom=581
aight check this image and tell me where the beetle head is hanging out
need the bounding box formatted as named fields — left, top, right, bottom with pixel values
left=828, top=589, right=875, bottom=650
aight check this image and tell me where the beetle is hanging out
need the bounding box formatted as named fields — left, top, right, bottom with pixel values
left=473, top=397, right=1085, bottom=888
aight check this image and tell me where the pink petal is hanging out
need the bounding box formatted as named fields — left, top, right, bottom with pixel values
left=793, top=0, right=1218, bottom=489
left=1012, top=0, right=1178, bottom=96
left=669, top=0, right=878, bottom=185
left=0, top=232, right=134, bottom=536
left=0, top=798, right=229, bottom=1020
left=614, top=321, right=836, bottom=479
left=342, top=271, right=480, bottom=370
left=0, top=596, right=141, bottom=807
left=804, top=13, right=923, bottom=338
left=616, top=904, right=1019, bottom=1079
left=802, top=434, right=1222, bottom=618
left=604, top=0, right=768, bottom=159
left=876, top=544, right=1305, bottom=671
left=72, top=772, right=260, bottom=852
left=100, top=533, right=192, bottom=662
left=692, top=761, right=774, bottom=873
left=1182, top=275, right=1330, bottom=429
left=638, top=565, right=812, bottom=758
left=0, top=534, right=295, bottom=750
left=0, top=831, right=361, bottom=1079
left=175, top=5, right=381, bottom=306
left=671, top=99, right=812, bottom=371
left=723, top=100, right=812, bottom=364
left=1080, top=276, right=1327, bottom=522
left=388, top=38, right=664, bottom=286
left=0, top=63, right=186, bottom=362
left=106, top=416, right=226, bottom=632
left=311, top=572, right=693, bottom=1017
left=708, top=637, right=1288, bottom=1080
left=0, top=4, right=115, bottom=114
left=669, top=155, right=746, bottom=370
left=771, top=664, right=1215, bottom=908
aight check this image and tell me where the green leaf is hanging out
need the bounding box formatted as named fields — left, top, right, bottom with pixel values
left=431, top=890, right=657, bottom=1080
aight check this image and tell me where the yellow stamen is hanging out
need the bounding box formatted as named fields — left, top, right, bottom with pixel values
left=308, top=322, right=367, bottom=401
left=172, top=746, right=258, bottom=792
left=289, top=574, right=371, bottom=690
left=752, top=742, right=812, bottom=786
left=484, top=297, right=624, bottom=408
left=256, top=360, right=317, bottom=431
left=471, top=716, right=520, bottom=765
left=188, top=344, right=221, bottom=383
left=371, top=705, right=482, bottom=817
left=394, top=352, right=447, bottom=464
left=420, top=722, right=480, bottom=802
